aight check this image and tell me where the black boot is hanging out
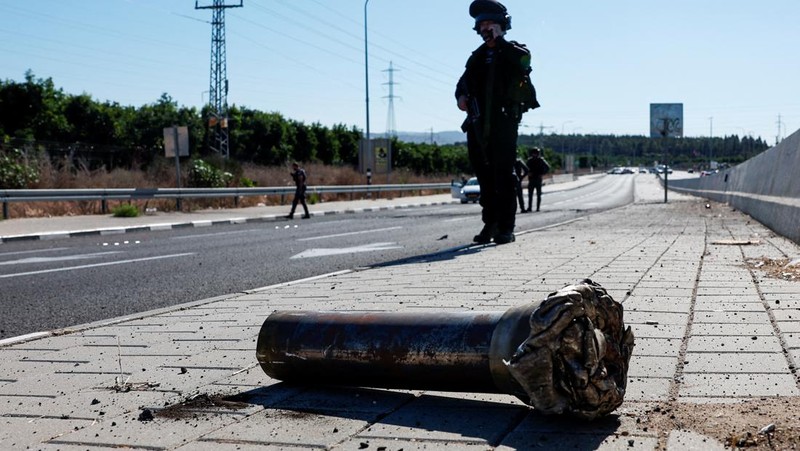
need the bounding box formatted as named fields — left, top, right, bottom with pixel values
left=493, top=227, right=516, bottom=245
left=473, top=223, right=497, bottom=244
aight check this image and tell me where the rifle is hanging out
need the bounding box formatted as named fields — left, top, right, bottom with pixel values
left=461, top=96, right=489, bottom=165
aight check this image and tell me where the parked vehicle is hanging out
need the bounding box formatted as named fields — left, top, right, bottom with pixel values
left=459, top=177, right=481, bottom=203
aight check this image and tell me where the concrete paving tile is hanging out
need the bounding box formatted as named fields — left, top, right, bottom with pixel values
left=209, top=365, right=270, bottom=389
left=624, top=298, right=691, bottom=313
left=777, top=321, right=800, bottom=333
left=506, top=409, right=651, bottom=434
left=337, top=437, right=493, bottom=450
left=692, top=311, right=770, bottom=324
left=498, top=410, right=658, bottom=450
left=169, top=348, right=255, bottom=369
left=686, top=335, right=783, bottom=353
left=666, top=429, right=726, bottom=451
left=628, top=288, right=694, bottom=298
left=1, top=416, right=99, bottom=450
left=629, top=356, right=679, bottom=377
left=679, top=373, right=800, bottom=397
left=633, top=338, right=682, bottom=357
left=759, top=285, right=800, bottom=294
left=272, top=386, right=414, bottom=414
left=772, top=310, right=800, bottom=321
left=624, top=377, right=671, bottom=401
left=416, top=391, right=526, bottom=407
left=357, top=402, right=524, bottom=445
left=783, top=333, right=800, bottom=349
left=693, top=301, right=766, bottom=312
left=683, top=352, right=790, bottom=373
left=4, top=387, right=173, bottom=421
left=629, top=323, right=685, bottom=339
left=625, top=312, right=689, bottom=326
left=766, top=299, right=800, bottom=309
left=499, top=432, right=658, bottom=450
left=197, top=408, right=368, bottom=448
left=47, top=405, right=250, bottom=449
left=697, top=280, right=756, bottom=288
left=696, top=287, right=760, bottom=296
left=690, top=323, right=776, bottom=336
left=694, top=295, right=762, bottom=303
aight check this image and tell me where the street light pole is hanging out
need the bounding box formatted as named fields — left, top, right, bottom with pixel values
left=364, top=0, right=371, bottom=168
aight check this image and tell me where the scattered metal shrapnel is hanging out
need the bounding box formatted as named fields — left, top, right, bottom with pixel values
left=256, top=279, right=634, bottom=419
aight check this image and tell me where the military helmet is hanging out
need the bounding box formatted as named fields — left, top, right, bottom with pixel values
left=469, top=0, right=511, bottom=31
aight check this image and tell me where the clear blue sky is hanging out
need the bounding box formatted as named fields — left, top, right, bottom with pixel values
left=1, top=0, right=797, bottom=144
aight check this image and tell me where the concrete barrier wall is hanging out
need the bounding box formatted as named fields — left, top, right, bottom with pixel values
left=669, top=128, right=800, bottom=244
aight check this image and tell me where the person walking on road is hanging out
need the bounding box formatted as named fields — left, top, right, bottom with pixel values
left=525, top=147, right=550, bottom=212
left=286, top=162, right=311, bottom=219
left=455, top=0, right=540, bottom=245
left=513, top=158, right=529, bottom=213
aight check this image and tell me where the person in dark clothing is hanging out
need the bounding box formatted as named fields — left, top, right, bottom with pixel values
left=456, top=0, right=539, bottom=245
left=286, top=162, right=310, bottom=219
left=513, top=158, right=529, bottom=213
left=525, top=147, right=550, bottom=212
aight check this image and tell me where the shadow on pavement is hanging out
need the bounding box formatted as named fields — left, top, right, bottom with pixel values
left=219, top=385, right=621, bottom=449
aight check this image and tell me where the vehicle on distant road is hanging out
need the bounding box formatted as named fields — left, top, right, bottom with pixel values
left=655, top=164, right=673, bottom=174
left=459, top=177, right=481, bottom=203
left=608, top=167, right=634, bottom=174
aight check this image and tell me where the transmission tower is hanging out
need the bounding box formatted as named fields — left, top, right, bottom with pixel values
left=195, top=0, right=242, bottom=158
left=383, top=62, right=399, bottom=138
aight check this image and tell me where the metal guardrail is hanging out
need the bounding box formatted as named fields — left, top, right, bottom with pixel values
left=0, top=183, right=453, bottom=219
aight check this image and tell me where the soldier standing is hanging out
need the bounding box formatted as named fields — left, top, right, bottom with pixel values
left=286, top=162, right=310, bottom=219
left=456, top=0, right=539, bottom=244
left=525, top=147, right=550, bottom=212
left=513, top=158, right=529, bottom=213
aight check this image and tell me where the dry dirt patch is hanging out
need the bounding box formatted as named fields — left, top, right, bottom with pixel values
left=747, top=257, right=800, bottom=281
left=637, top=398, right=800, bottom=449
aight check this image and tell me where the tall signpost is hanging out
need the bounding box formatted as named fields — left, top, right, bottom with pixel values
left=164, top=126, right=190, bottom=211
left=649, top=104, right=683, bottom=203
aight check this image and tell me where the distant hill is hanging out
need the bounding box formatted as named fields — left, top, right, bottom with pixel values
left=389, top=130, right=466, bottom=145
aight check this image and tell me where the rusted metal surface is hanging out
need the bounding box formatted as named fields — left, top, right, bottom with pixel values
left=256, top=279, right=634, bottom=419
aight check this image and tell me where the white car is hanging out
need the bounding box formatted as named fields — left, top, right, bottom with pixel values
left=459, top=177, right=480, bottom=204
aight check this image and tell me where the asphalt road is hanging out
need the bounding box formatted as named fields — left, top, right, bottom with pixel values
left=0, top=174, right=635, bottom=339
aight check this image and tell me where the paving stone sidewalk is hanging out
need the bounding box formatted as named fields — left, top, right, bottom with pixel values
left=2, top=175, right=800, bottom=450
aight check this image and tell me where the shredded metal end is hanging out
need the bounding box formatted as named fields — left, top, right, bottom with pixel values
left=506, top=279, right=634, bottom=420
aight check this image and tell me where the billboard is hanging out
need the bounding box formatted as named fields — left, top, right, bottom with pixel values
left=649, top=103, right=683, bottom=138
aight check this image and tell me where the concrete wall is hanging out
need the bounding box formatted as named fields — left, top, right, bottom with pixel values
left=669, top=128, right=800, bottom=244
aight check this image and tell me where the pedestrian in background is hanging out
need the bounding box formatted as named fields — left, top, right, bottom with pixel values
left=455, top=0, right=540, bottom=245
left=513, top=157, right=529, bottom=213
left=525, top=147, right=550, bottom=212
left=286, top=162, right=310, bottom=219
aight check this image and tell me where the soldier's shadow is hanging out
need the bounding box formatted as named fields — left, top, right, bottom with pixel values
left=226, top=384, right=625, bottom=450
left=374, top=242, right=491, bottom=269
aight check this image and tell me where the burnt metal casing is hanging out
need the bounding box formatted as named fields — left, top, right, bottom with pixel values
left=257, top=303, right=537, bottom=396
left=256, top=280, right=634, bottom=419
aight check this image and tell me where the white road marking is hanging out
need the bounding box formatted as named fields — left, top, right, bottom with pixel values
left=291, top=242, right=402, bottom=259
left=0, top=253, right=195, bottom=279
left=297, top=226, right=402, bottom=242
left=0, top=247, right=70, bottom=257
left=169, top=229, right=262, bottom=240
left=0, top=251, right=121, bottom=266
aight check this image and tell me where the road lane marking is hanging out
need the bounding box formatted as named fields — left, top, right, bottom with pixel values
left=169, top=229, right=262, bottom=240
left=0, top=251, right=121, bottom=266
left=297, top=226, right=402, bottom=242
left=291, top=242, right=402, bottom=259
left=0, top=253, right=195, bottom=279
left=0, top=247, right=70, bottom=257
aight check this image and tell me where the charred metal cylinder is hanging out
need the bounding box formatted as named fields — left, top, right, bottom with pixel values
left=256, top=279, right=634, bottom=419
